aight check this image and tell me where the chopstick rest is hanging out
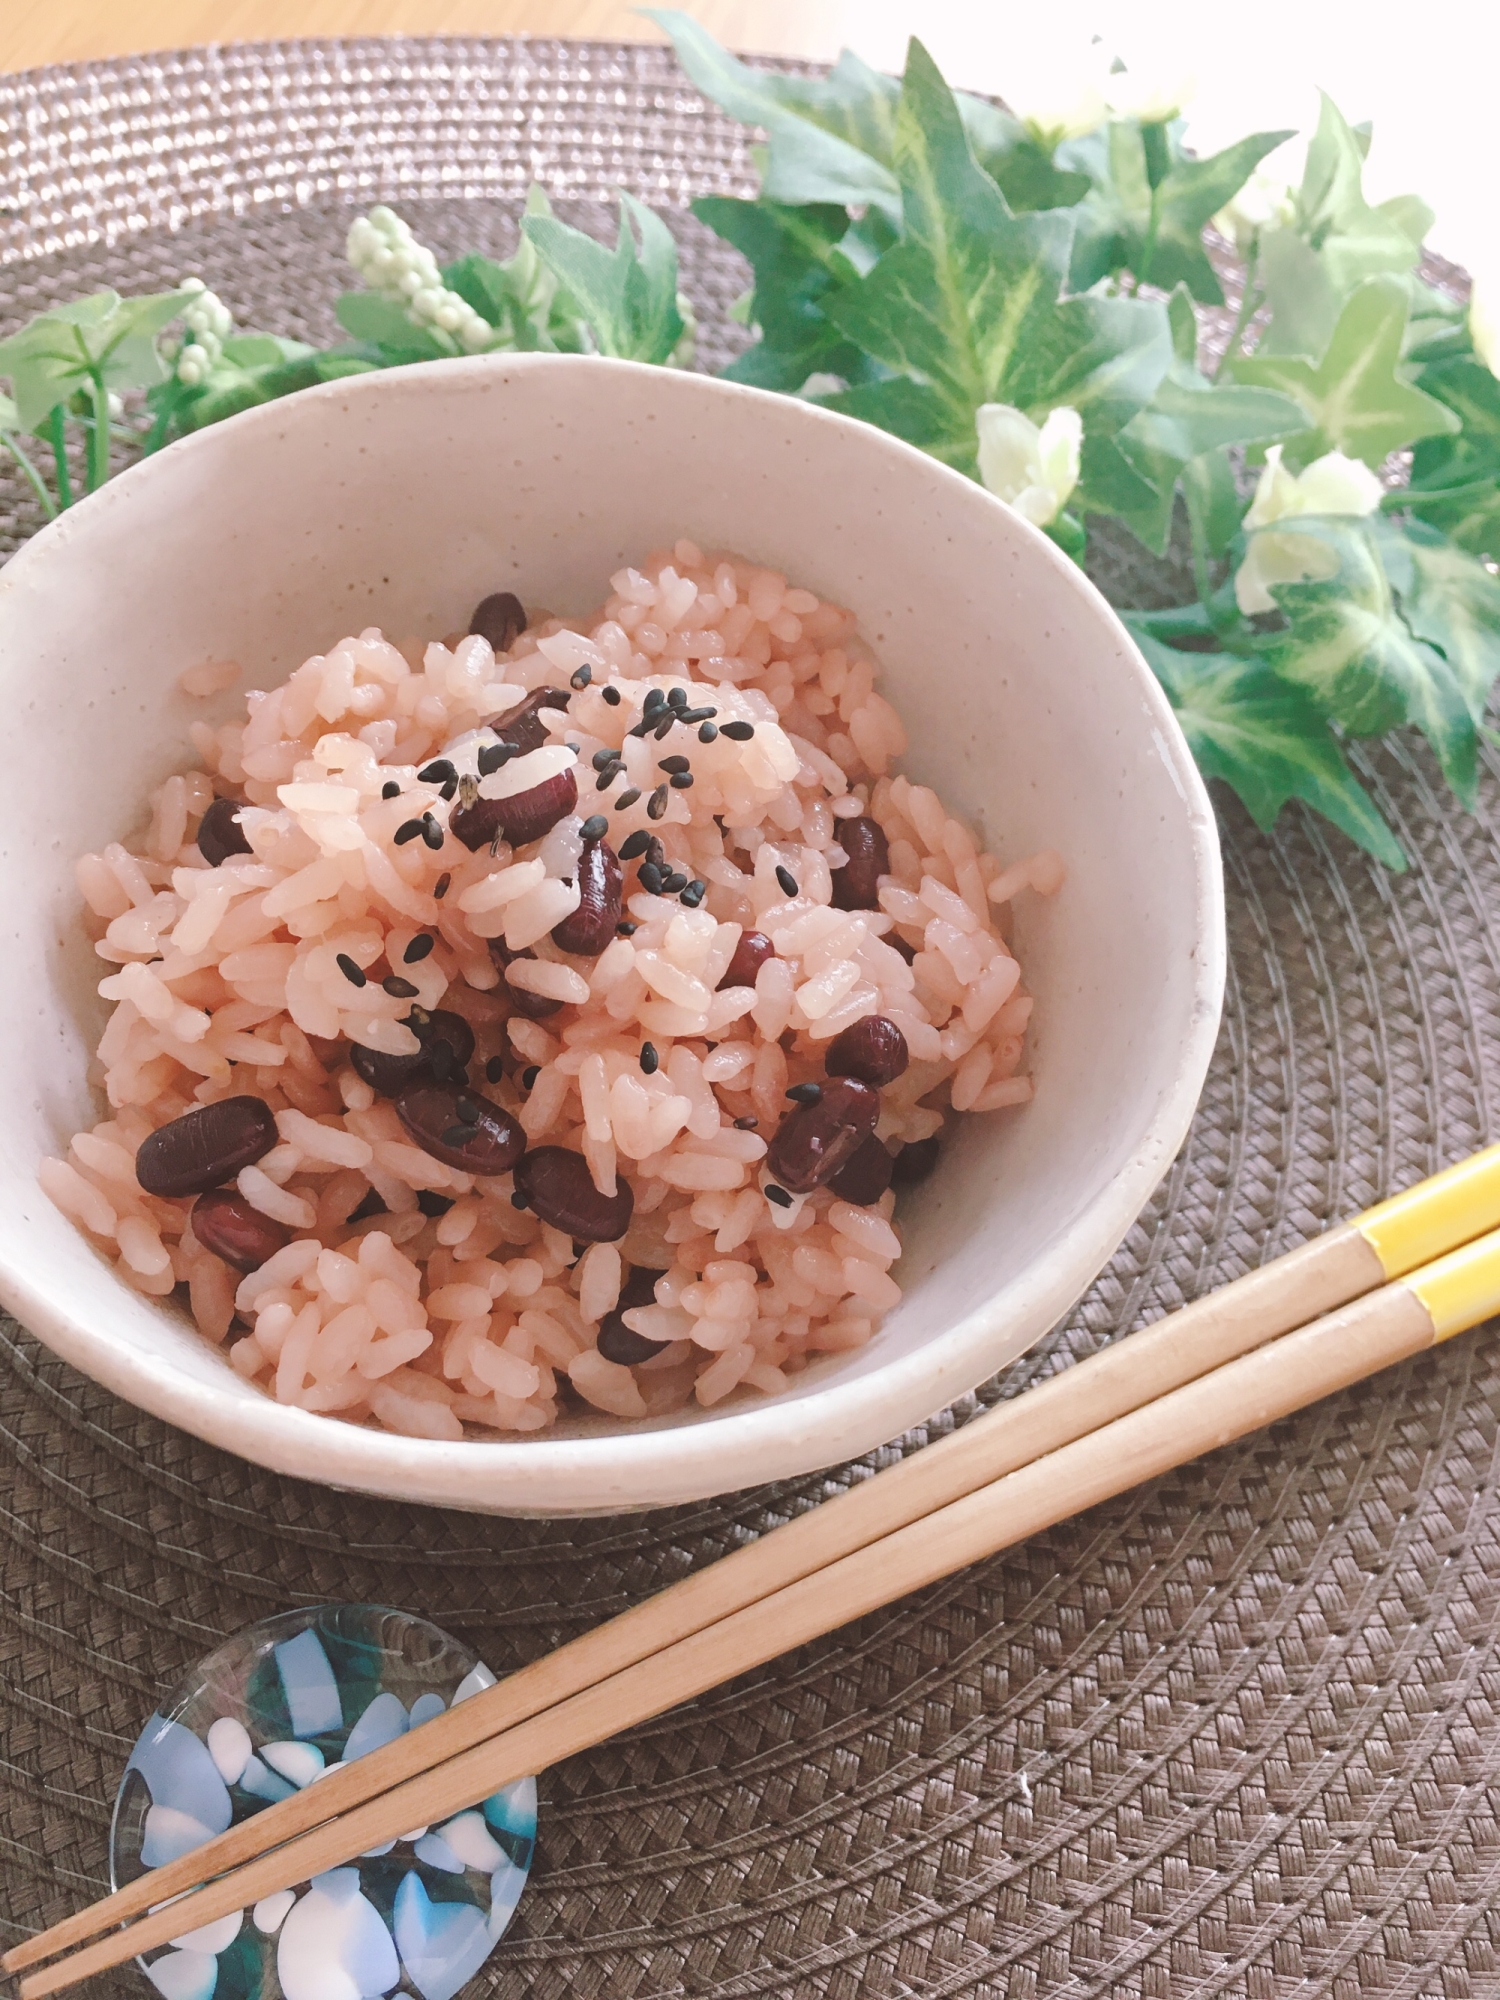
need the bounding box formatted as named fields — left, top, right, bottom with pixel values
left=110, top=1605, right=534, bottom=2000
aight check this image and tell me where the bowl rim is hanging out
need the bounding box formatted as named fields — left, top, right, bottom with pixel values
left=0, top=351, right=1226, bottom=1513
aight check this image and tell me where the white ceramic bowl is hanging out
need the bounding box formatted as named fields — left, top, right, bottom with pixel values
left=0, top=354, right=1223, bottom=1515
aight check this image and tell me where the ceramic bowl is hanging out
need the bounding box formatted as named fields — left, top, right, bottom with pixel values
left=0, top=354, right=1223, bottom=1515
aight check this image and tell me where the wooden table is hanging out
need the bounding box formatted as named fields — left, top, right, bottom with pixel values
left=0, top=1, right=839, bottom=75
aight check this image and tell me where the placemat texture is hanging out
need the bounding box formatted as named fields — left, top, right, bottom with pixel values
left=2, top=38, right=1499, bottom=2000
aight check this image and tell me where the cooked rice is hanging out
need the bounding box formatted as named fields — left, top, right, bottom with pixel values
left=44, top=541, right=1060, bottom=1439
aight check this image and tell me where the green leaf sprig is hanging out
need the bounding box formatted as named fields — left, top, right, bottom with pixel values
left=0, top=23, right=1496, bottom=876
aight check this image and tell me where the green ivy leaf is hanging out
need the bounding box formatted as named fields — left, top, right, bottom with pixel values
left=1063, top=121, right=1293, bottom=301
left=1295, top=93, right=1429, bottom=294
left=690, top=196, right=878, bottom=392
left=653, top=9, right=1084, bottom=220
left=1406, top=356, right=1500, bottom=561
left=649, top=8, right=902, bottom=215
left=817, top=40, right=1169, bottom=480
left=1253, top=513, right=1480, bottom=804
left=0, top=288, right=196, bottom=431
left=523, top=194, right=685, bottom=365
left=1376, top=517, right=1500, bottom=723
left=1229, top=274, right=1459, bottom=467
left=1108, top=289, right=1303, bottom=552
left=1132, top=622, right=1405, bottom=867
left=1255, top=95, right=1429, bottom=361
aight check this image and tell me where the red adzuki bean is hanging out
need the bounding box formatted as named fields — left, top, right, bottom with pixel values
left=717, top=930, right=774, bottom=990
left=826, top=1014, right=909, bottom=1087
left=596, top=1265, right=669, bottom=1363
left=190, top=1187, right=289, bottom=1272
left=767, top=1077, right=880, bottom=1194
left=831, top=815, right=889, bottom=911
left=350, top=1009, right=475, bottom=1096
left=515, top=1146, right=633, bottom=1241
left=136, top=1096, right=279, bottom=1199
left=450, top=768, right=578, bottom=852
left=196, top=797, right=252, bottom=867
left=468, top=592, right=528, bottom=655
left=394, top=1082, right=526, bottom=1176
left=551, top=836, right=622, bottom=956
left=828, top=1134, right=895, bottom=1206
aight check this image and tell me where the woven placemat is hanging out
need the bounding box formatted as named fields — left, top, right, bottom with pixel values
left=3, top=38, right=1500, bottom=2000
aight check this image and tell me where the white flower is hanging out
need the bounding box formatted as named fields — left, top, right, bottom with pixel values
left=174, top=276, right=234, bottom=384
left=1471, top=274, right=1500, bottom=380
left=346, top=206, right=493, bottom=355
left=1103, top=62, right=1197, bottom=125
left=1234, top=444, right=1384, bottom=614
left=976, top=404, right=1083, bottom=529
left=1212, top=168, right=1296, bottom=254
left=1000, top=39, right=1112, bottom=147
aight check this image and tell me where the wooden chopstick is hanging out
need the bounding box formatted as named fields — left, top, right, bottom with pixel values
left=23, top=1216, right=1500, bottom=2000
left=10, top=1147, right=1500, bottom=1993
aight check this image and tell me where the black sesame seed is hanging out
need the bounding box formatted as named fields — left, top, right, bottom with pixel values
left=765, top=1184, right=794, bottom=1208
left=647, top=785, right=669, bottom=821
left=637, top=862, right=664, bottom=894
left=580, top=814, right=609, bottom=842
left=416, top=1189, right=455, bottom=1217
left=667, top=687, right=689, bottom=709
left=442, top=1124, right=480, bottom=1147
left=381, top=975, right=418, bottom=998
left=456, top=1095, right=483, bottom=1123
left=394, top=819, right=426, bottom=844
left=439, top=777, right=458, bottom=801
left=478, top=742, right=518, bottom=776
left=619, top=830, right=650, bottom=860
left=733, top=1115, right=758, bottom=1130
left=421, top=816, right=445, bottom=850
left=404, top=933, right=435, bottom=963
left=680, top=880, right=707, bottom=908
left=626, top=721, right=651, bottom=739
left=698, top=721, right=719, bottom=743
left=653, top=717, right=676, bottom=740
left=615, top=787, right=642, bottom=810
left=336, top=953, right=367, bottom=986
left=786, top=1082, right=822, bottom=1105
left=721, top=720, right=755, bottom=741
left=680, top=706, right=717, bottom=723
left=433, top=872, right=451, bottom=900
left=643, top=688, right=667, bottom=712
left=485, top=1055, right=506, bottom=1083
left=640, top=1042, right=659, bottom=1074
left=660, top=871, right=686, bottom=894
left=595, top=770, right=618, bottom=792
left=659, top=755, right=690, bottom=774
left=511, top=1189, right=530, bottom=1209
left=646, top=837, right=667, bottom=867
left=418, top=758, right=456, bottom=784
left=616, top=920, right=638, bottom=936
left=775, top=865, right=798, bottom=897
left=670, top=771, right=694, bottom=790
left=570, top=663, right=593, bottom=689
left=522, top=1065, right=540, bottom=1090
left=591, top=748, right=618, bottom=771
left=381, top=780, right=401, bottom=800
left=601, top=685, right=622, bottom=706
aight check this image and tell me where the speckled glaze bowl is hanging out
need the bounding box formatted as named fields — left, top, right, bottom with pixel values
left=0, top=355, right=1223, bottom=1514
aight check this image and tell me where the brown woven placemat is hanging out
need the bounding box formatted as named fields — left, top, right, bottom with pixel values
left=3, top=38, right=1500, bottom=2000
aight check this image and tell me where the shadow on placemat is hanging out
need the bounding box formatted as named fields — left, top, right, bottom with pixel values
left=3, top=37, right=1500, bottom=2000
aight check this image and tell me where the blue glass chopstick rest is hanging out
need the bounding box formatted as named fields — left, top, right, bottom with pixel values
left=110, top=1604, right=535, bottom=2000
